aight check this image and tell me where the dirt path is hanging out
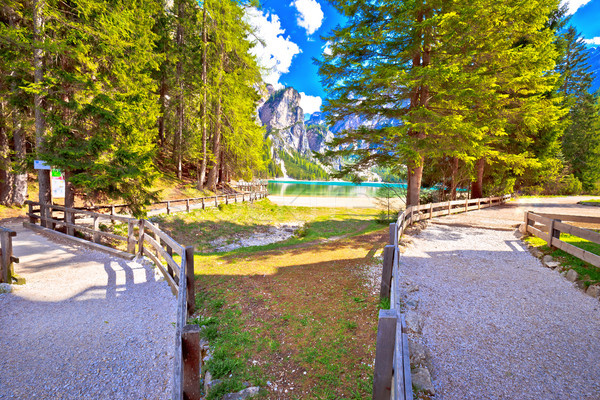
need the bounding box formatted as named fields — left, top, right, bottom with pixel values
left=400, top=197, right=600, bottom=399
left=0, top=223, right=176, bottom=400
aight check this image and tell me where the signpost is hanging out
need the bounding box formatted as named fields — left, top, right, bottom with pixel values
left=33, top=160, right=51, bottom=170
left=51, top=169, right=65, bottom=199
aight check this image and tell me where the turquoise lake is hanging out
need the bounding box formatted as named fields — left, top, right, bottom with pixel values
left=267, top=180, right=408, bottom=198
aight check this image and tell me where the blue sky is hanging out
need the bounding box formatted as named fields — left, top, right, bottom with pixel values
left=246, top=0, right=600, bottom=115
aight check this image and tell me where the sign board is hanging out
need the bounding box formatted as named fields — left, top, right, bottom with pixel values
left=51, top=169, right=65, bottom=198
left=34, top=160, right=51, bottom=170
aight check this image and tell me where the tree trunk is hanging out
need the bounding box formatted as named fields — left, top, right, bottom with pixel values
left=174, top=0, right=185, bottom=180
left=64, top=170, right=75, bottom=209
left=450, top=157, right=459, bottom=200
left=197, top=1, right=208, bottom=190
left=206, top=93, right=222, bottom=192
left=471, top=158, right=485, bottom=199
left=34, top=0, right=51, bottom=225
left=0, top=102, right=14, bottom=205
left=406, top=159, right=423, bottom=206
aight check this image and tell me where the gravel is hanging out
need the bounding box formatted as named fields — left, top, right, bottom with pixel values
left=0, top=224, right=176, bottom=400
left=400, top=213, right=600, bottom=400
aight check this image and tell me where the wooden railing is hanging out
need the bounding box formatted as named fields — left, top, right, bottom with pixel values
left=0, top=227, right=18, bottom=284
left=524, top=211, right=600, bottom=268
left=373, top=194, right=511, bottom=400
left=72, top=189, right=268, bottom=216
left=24, top=202, right=204, bottom=399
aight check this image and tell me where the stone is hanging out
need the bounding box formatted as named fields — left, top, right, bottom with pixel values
left=405, top=299, right=419, bottom=309
left=0, top=283, right=12, bottom=294
left=411, top=367, right=435, bottom=395
left=542, top=255, right=553, bottom=264
left=409, top=341, right=427, bottom=366
left=204, top=371, right=222, bottom=395
left=586, top=285, right=600, bottom=298
left=405, top=310, right=423, bottom=334
left=566, top=269, right=579, bottom=282
left=222, top=387, right=260, bottom=400
left=530, top=248, right=543, bottom=258
left=545, top=261, right=560, bottom=269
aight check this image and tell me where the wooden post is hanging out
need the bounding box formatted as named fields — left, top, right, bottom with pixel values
left=465, top=198, right=469, bottom=213
left=372, top=309, right=397, bottom=400
left=380, top=245, right=395, bottom=301
left=65, top=207, right=74, bottom=236
left=182, top=324, right=202, bottom=400
left=201, top=198, right=205, bottom=210
left=215, top=196, right=218, bottom=207
left=477, top=198, right=481, bottom=210
left=111, top=205, right=115, bottom=215
left=93, top=216, right=100, bottom=243
left=429, top=203, right=433, bottom=220
left=127, top=220, right=135, bottom=254
left=447, top=201, right=451, bottom=215
left=242, top=193, right=245, bottom=202
left=185, top=246, right=195, bottom=318
left=548, top=219, right=561, bottom=248
left=167, top=201, right=171, bottom=215
left=186, top=199, right=190, bottom=213
left=28, top=202, right=35, bottom=224
left=137, top=220, right=145, bottom=257
left=0, top=231, right=15, bottom=284
left=389, top=223, right=397, bottom=245
left=167, top=244, right=174, bottom=278
left=225, top=195, right=228, bottom=205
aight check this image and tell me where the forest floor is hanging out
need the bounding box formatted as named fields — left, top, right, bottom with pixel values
left=157, top=199, right=388, bottom=399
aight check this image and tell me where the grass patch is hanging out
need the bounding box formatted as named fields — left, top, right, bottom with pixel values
left=524, top=233, right=600, bottom=286
left=155, top=198, right=382, bottom=254
left=180, top=202, right=386, bottom=398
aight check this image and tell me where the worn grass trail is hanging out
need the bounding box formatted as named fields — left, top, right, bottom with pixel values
left=158, top=200, right=388, bottom=399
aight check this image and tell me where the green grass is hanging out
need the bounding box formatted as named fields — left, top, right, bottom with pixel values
left=155, top=199, right=383, bottom=254
left=524, top=233, right=600, bottom=286
left=580, top=199, right=600, bottom=206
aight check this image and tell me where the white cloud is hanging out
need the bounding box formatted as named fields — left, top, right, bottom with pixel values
left=299, top=92, right=322, bottom=114
left=245, top=7, right=301, bottom=87
left=322, top=41, right=332, bottom=56
left=290, top=0, right=324, bottom=36
left=583, top=37, right=600, bottom=45
left=561, top=0, right=592, bottom=15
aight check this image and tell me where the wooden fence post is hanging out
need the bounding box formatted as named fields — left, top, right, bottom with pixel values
left=111, top=205, right=115, bottom=215
left=167, top=201, right=171, bottom=215
left=548, top=219, right=561, bottom=248
left=380, top=245, right=395, bottom=301
left=65, top=208, right=74, bottom=236
left=465, top=198, right=469, bottom=213
left=215, top=196, right=218, bottom=207
left=225, top=195, right=229, bottom=205
left=372, top=309, right=397, bottom=400
left=389, top=223, right=397, bottom=246
left=182, top=324, right=202, bottom=400
left=202, top=198, right=205, bottom=210
left=28, top=202, right=35, bottom=224
left=447, top=201, right=451, bottom=215
left=185, top=246, right=195, bottom=318
left=0, top=231, right=15, bottom=284
left=93, top=216, right=100, bottom=243
left=429, top=203, right=433, bottom=220
left=127, top=220, right=136, bottom=254
left=186, top=199, right=190, bottom=213
left=477, top=199, right=481, bottom=210
left=166, top=244, right=174, bottom=278
left=137, top=220, right=145, bottom=257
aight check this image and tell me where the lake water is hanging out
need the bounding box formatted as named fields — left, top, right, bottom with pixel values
left=267, top=180, right=407, bottom=198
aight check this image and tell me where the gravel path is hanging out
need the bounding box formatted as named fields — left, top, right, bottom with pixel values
left=0, top=224, right=176, bottom=400
left=400, top=198, right=600, bottom=400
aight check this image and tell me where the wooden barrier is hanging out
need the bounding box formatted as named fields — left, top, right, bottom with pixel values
left=0, top=227, right=19, bottom=284
left=373, top=194, right=511, bottom=399
left=524, top=211, right=600, bottom=268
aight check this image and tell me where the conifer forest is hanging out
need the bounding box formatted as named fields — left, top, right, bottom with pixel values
left=0, top=0, right=599, bottom=212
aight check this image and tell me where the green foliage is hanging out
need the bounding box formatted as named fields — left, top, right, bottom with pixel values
left=278, top=150, right=329, bottom=181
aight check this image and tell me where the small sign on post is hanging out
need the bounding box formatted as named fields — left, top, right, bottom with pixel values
left=51, top=169, right=65, bottom=198
left=34, top=160, right=51, bottom=170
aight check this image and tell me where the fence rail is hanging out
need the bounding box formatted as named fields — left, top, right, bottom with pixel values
left=0, top=227, right=18, bottom=284
left=23, top=190, right=274, bottom=398
left=524, top=211, right=600, bottom=268
left=373, top=194, right=511, bottom=399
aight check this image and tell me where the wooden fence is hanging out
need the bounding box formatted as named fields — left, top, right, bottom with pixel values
left=24, top=202, right=211, bottom=399
left=70, top=188, right=268, bottom=217
left=524, top=211, right=600, bottom=268
left=0, top=227, right=18, bottom=284
left=373, top=194, right=511, bottom=400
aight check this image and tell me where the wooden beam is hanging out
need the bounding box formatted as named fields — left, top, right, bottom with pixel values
left=380, top=245, right=395, bottom=301
left=182, top=324, right=202, bottom=400
left=185, top=246, right=195, bottom=319
left=372, top=309, right=397, bottom=400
